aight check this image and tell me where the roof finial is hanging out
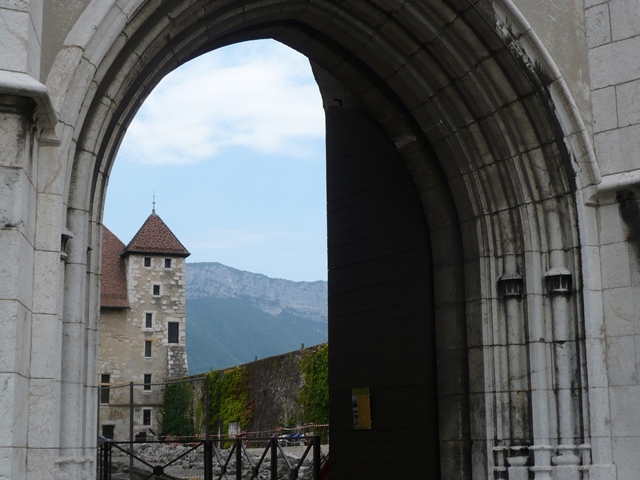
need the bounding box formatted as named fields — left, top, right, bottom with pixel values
left=152, top=192, right=156, bottom=215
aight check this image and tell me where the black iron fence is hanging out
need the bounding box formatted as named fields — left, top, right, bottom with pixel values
left=98, top=377, right=206, bottom=443
left=98, top=435, right=326, bottom=480
left=97, top=376, right=328, bottom=479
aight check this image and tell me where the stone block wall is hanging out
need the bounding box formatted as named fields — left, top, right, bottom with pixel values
left=98, top=252, right=189, bottom=442
left=167, top=346, right=188, bottom=380
left=188, top=344, right=326, bottom=437
left=243, top=348, right=310, bottom=434
left=583, top=2, right=640, bottom=477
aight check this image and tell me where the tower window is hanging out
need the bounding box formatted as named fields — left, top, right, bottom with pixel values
left=143, top=409, right=151, bottom=426
left=152, top=284, right=160, bottom=296
left=144, top=257, right=151, bottom=267
left=144, top=374, right=152, bottom=391
left=145, top=313, right=153, bottom=329
left=168, top=322, right=179, bottom=344
left=144, top=341, right=152, bottom=358
left=164, top=258, right=171, bottom=268
left=100, top=374, right=110, bottom=404
left=102, top=425, right=115, bottom=440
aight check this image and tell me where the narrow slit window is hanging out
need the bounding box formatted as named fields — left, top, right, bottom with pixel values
left=145, top=313, right=153, bottom=329
left=100, top=374, right=110, bottom=404
left=144, top=374, right=152, bottom=391
left=168, top=322, right=179, bottom=344
left=143, top=409, right=151, bottom=426
left=144, top=341, right=152, bottom=358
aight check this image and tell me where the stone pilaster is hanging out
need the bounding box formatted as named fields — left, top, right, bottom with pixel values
left=0, top=94, right=38, bottom=480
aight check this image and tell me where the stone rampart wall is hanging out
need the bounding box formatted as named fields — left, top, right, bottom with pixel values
left=191, top=344, right=326, bottom=436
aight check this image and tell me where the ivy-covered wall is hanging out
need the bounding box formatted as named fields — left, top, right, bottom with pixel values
left=243, top=343, right=328, bottom=434
left=298, top=344, right=329, bottom=426
left=161, top=382, right=195, bottom=437
left=166, top=343, right=329, bottom=437
left=204, top=366, right=254, bottom=437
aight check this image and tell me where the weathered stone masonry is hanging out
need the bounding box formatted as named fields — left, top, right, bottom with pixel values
left=98, top=212, right=190, bottom=441
left=2, top=0, right=640, bottom=478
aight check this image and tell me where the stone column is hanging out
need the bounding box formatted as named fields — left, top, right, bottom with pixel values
left=0, top=93, right=38, bottom=480
left=0, top=5, right=70, bottom=475
left=56, top=208, right=98, bottom=479
left=28, top=163, right=67, bottom=477
left=545, top=267, right=581, bottom=480
left=0, top=2, right=61, bottom=464
left=528, top=255, right=554, bottom=480
left=497, top=272, right=531, bottom=479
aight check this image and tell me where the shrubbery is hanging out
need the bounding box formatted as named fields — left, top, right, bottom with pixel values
left=205, top=366, right=254, bottom=435
left=161, top=382, right=194, bottom=437
left=298, top=344, right=329, bottom=425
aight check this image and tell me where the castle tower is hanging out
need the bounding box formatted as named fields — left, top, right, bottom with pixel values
left=98, top=212, right=190, bottom=440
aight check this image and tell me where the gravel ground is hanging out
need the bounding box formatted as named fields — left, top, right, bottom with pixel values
left=108, top=442, right=329, bottom=479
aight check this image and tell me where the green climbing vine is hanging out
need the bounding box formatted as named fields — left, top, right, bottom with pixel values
left=298, top=343, right=329, bottom=425
left=205, top=366, right=254, bottom=435
left=161, top=382, right=194, bottom=437
left=163, top=345, right=328, bottom=440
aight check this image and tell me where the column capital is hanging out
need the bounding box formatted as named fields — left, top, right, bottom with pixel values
left=0, top=71, right=59, bottom=145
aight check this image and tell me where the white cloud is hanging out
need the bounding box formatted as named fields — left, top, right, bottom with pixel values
left=120, top=40, right=325, bottom=166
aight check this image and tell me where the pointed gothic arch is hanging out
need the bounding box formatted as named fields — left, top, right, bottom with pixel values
left=41, top=1, right=602, bottom=478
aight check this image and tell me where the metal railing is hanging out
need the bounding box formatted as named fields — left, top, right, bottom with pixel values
left=97, top=377, right=328, bottom=479
left=98, top=377, right=205, bottom=443
left=212, top=436, right=321, bottom=480
left=98, top=377, right=206, bottom=479
left=98, top=436, right=325, bottom=480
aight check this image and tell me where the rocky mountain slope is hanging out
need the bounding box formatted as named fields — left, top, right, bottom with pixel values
left=187, top=262, right=327, bottom=321
left=185, top=262, right=327, bottom=373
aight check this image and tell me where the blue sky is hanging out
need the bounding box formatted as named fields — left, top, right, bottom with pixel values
left=103, top=40, right=327, bottom=282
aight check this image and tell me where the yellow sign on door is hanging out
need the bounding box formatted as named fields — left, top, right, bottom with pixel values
left=352, top=387, right=372, bottom=429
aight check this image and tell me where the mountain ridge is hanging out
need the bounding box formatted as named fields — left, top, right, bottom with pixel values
left=185, top=262, right=328, bottom=373
left=187, top=262, right=327, bottom=322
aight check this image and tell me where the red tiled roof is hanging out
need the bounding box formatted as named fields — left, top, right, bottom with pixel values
left=122, top=213, right=190, bottom=258
left=101, top=226, right=130, bottom=308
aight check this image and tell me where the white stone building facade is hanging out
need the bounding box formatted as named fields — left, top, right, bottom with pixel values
left=2, top=0, right=640, bottom=478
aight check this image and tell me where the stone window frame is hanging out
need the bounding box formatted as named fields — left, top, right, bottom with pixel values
left=144, top=312, right=153, bottom=329
left=102, top=424, right=115, bottom=440
left=164, top=258, right=172, bottom=269
left=144, top=340, right=152, bottom=358
left=168, top=321, right=179, bottom=344
left=144, top=257, right=151, bottom=267
left=100, top=374, right=111, bottom=404
left=152, top=284, right=161, bottom=296
left=143, top=373, right=152, bottom=391
left=142, top=408, right=152, bottom=426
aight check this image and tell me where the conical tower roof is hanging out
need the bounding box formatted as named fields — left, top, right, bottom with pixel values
left=121, top=212, right=190, bottom=258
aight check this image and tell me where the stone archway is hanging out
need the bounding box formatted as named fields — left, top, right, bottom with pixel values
left=29, top=1, right=598, bottom=478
